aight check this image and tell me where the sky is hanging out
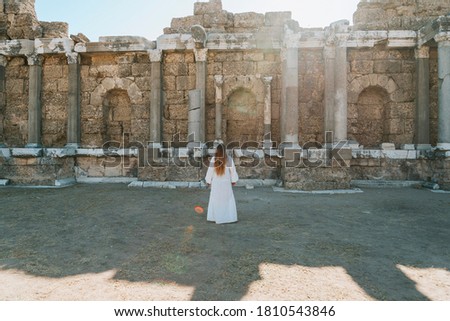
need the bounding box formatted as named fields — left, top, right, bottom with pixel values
left=35, top=0, right=361, bottom=41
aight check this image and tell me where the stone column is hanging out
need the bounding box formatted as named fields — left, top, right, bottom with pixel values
left=334, top=36, right=348, bottom=143
left=214, top=75, right=223, bottom=141
left=323, top=45, right=336, bottom=145
left=149, top=49, right=162, bottom=148
left=66, top=53, right=81, bottom=148
left=435, top=34, right=450, bottom=149
left=262, top=76, right=273, bottom=146
left=194, top=48, right=208, bottom=142
left=188, top=89, right=202, bottom=143
left=0, top=55, right=6, bottom=147
left=26, top=54, right=43, bottom=148
left=280, top=47, right=299, bottom=145
left=415, top=46, right=431, bottom=150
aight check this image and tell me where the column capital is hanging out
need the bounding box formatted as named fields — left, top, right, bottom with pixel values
left=66, top=52, right=80, bottom=65
left=415, top=46, right=430, bottom=59
left=26, top=54, right=43, bottom=66
left=262, top=76, right=273, bottom=86
left=335, top=33, right=349, bottom=47
left=434, top=32, right=450, bottom=45
left=148, top=49, right=162, bottom=62
left=214, top=75, right=224, bottom=87
left=194, top=48, right=208, bottom=62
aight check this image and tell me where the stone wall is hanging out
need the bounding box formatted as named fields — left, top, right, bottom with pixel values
left=80, top=53, right=151, bottom=148
left=354, top=0, right=450, bottom=30
left=0, top=0, right=67, bottom=40
left=162, top=51, right=195, bottom=142
left=42, top=54, right=68, bottom=147
left=347, top=47, right=421, bottom=148
left=4, top=56, right=28, bottom=147
left=299, top=48, right=325, bottom=145
left=0, top=0, right=449, bottom=189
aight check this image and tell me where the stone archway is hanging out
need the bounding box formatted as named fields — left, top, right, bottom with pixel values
left=348, top=75, right=398, bottom=148
left=221, top=75, right=265, bottom=144
left=82, top=77, right=144, bottom=147
left=350, top=86, right=389, bottom=147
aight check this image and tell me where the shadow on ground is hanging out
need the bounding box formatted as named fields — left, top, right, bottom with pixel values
left=1, top=184, right=449, bottom=300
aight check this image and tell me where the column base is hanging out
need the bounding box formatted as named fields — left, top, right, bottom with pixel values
left=65, top=143, right=80, bottom=149
left=148, top=142, right=162, bottom=149
left=25, top=143, right=42, bottom=148
left=416, top=144, right=432, bottom=150
left=436, top=143, right=450, bottom=150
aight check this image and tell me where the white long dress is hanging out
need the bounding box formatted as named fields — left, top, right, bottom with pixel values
left=205, top=156, right=239, bottom=224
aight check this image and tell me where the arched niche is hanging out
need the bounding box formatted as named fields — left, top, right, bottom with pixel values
left=349, top=86, right=389, bottom=147
left=221, top=75, right=265, bottom=144
left=102, top=89, right=131, bottom=147
left=225, top=87, right=259, bottom=144
left=82, top=77, right=144, bottom=147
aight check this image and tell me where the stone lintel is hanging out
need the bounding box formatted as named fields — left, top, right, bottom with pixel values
left=284, top=32, right=325, bottom=49
left=0, top=39, right=34, bottom=56
left=347, top=30, right=416, bottom=48
left=387, top=30, right=417, bottom=48
left=35, top=38, right=74, bottom=54
left=75, top=39, right=156, bottom=53
left=156, top=34, right=195, bottom=50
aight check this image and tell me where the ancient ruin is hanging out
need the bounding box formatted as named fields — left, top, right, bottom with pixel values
left=0, top=0, right=449, bottom=190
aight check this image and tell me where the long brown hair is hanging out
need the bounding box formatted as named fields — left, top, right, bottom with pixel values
left=214, top=144, right=227, bottom=176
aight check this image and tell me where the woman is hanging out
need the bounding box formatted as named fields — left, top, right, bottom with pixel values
left=205, top=144, right=239, bottom=224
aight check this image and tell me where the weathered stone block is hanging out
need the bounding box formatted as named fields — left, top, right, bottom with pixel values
left=203, top=11, right=233, bottom=28
left=223, top=61, right=256, bottom=75
left=264, top=12, right=291, bottom=26
left=40, top=21, right=68, bottom=38
left=234, top=12, right=264, bottom=29
left=194, top=0, right=223, bottom=15
left=351, top=60, right=374, bottom=74
left=282, top=167, right=351, bottom=191
left=170, top=16, right=203, bottom=33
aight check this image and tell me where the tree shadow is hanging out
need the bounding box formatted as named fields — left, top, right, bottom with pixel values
left=0, top=184, right=449, bottom=300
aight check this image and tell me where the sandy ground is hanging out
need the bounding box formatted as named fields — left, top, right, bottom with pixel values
left=0, top=184, right=449, bottom=301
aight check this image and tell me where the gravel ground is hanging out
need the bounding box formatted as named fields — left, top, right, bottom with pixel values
left=0, top=184, right=449, bottom=301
